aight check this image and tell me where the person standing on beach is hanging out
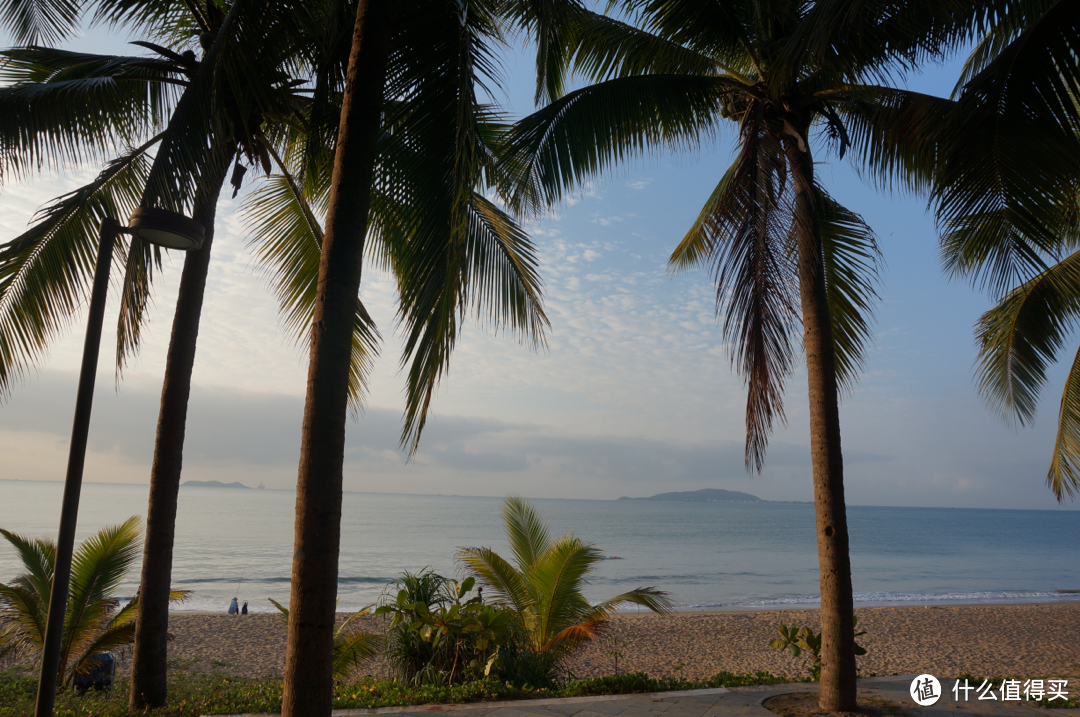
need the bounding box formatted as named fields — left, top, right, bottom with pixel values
left=229, top=597, right=239, bottom=615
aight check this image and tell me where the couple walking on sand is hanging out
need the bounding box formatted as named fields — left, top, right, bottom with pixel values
left=228, top=597, right=248, bottom=615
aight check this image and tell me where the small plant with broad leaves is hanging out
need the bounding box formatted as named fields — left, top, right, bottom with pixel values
left=376, top=576, right=512, bottom=685
left=769, top=617, right=866, bottom=680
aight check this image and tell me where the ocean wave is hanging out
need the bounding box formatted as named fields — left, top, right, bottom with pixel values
left=677, top=590, right=1080, bottom=609
left=172, top=575, right=395, bottom=585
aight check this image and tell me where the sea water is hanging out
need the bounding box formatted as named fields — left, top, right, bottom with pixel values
left=1, top=479, right=1078, bottom=614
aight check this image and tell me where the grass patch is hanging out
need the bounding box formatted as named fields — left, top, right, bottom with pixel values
left=0, top=669, right=798, bottom=716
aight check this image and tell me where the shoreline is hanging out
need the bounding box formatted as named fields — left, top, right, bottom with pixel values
left=167, top=595, right=1080, bottom=617
left=23, top=601, right=1071, bottom=683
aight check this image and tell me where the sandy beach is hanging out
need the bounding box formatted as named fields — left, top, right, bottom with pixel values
left=49, top=602, right=1079, bottom=682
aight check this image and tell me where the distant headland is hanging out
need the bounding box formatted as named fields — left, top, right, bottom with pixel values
left=618, top=488, right=764, bottom=503
left=181, top=480, right=251, bottom=489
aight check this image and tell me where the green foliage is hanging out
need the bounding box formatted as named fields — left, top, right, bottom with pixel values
left=768, top=617, right=866, bottom=680
left=0, top=517, right=188, bottom=686
left=267, top=599, right=382, bottom=680
left=457, top=497, right=673, bottom=687
left=0, top=667, right=799, bottom=716
left=376, top=570, right=513, bottom=686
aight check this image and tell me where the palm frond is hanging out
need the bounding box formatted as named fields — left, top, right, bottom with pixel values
left=593, top=586, right=673, bottom=614
left=611, top=0, right=755, bottom=71
left=935, top=0, right=1080, bottom=295
left=1048, top=344, right=1080, bottom=502
left=957, top=0, right=1080, bottom=135
left=396, top=193, right=547, bottom=451
left=530, top=535, right=603, bottom=651
left=0, top=0, right=80, bottom=46
left=332, top=629, right=383, bottom=679
left=975, top=249, right=1080, bottom=425
left=0, top=48, right=178, bottom=182
left=502, top=74, right=743, bottom=216
left=0, top=529, right=54, bottom=600
left=64, top=517, right=141, bottom=656
left=669, top=113, right=799, bottom=473
left=0, top=583, right=47, bottom=652
left=501, top=496, right=551, bottom=573
left=454, top=546, right=532, bottom=615
left=833, top=85, right=951, bottom=194
left=0, top=136, right=157, bottom=400
left=557, top=6, right=723, bottom=85
left=815, top=185, right=881, bottom=393
left=778, top=0, right=993, bottom=85
left=243, top=167, right=381, bottom=413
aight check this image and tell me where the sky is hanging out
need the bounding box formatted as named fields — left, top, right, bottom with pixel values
left=0, top=20, right=1075, bottom=511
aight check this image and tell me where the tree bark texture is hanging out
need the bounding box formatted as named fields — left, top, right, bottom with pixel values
left=281, top=1, right=394, bottom=715
left=786, top=128, right=857, bottom=712
left=129, top=153, right=231, bottom=709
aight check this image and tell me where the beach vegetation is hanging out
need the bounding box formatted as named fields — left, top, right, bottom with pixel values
left=267, top=599, right=383, bottom=680
left=0, top=1, right=377, bottom=708
left=0, top=667, right=797, bottom=717
left=769, top=618, right=866, bottom=680
left=376, top=572, right=512, bottom=686
left=0, top=517, right=187, bottom=687
left=276, top=0, right=551, bottom=709
left=456, top=496, right=673, bottom=686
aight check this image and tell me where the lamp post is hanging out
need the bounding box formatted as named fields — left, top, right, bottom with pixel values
left=34, top=209, right=204, bottom=717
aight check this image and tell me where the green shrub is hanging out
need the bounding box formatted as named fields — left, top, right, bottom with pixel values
left=377, top=570, right=514, bottom=686
left=0, top=667, right=798, bottom=717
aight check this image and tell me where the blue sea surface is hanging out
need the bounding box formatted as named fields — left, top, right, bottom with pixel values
left=1, top=479, right=1078, bottom=614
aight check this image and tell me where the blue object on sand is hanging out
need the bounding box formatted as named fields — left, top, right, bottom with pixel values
left=74, top=652, right=115, bottom=695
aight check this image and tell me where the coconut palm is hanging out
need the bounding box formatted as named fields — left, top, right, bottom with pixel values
left=456, top=496, right=672, bottom=681
left=281, top=0, right=549, bottom=711
left=0, top=1, right=546, bottom=711
left=0, top=3, right=347, bottom=707
left=0, top=516, right=187, bottom=687
left=930, top=0, right=1080, bottom=503
left=496, top=0, right=995, bottom=707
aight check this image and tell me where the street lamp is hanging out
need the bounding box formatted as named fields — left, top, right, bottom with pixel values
left=34, top=209, right=204, bottom=717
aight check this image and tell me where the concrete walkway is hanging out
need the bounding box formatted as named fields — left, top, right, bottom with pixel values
left=213, top=676, right=1078, bottom=717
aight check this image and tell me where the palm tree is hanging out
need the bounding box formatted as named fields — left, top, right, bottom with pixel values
left=456, top=496, right=671, bottom=683
left=281, top=0, right=550, bottom=712
left=930, top=0, right=1080, bottom=502
left=0, top=3, right=340, bottom=707
left=0, top=516, right=187, bottom=687
left=497, top=0, right=994, bottom=708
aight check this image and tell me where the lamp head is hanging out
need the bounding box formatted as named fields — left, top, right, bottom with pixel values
left=128, top=208, right=205, bottom=251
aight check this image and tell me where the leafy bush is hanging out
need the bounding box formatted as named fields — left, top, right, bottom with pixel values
left=377, top=570, right=514, bottom=686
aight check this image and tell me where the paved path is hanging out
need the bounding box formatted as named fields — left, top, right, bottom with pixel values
left=213, top=676, right=1079, bottom=717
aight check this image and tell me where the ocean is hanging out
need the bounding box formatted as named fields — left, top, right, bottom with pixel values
left=1, top=479, right=1078, bottom=614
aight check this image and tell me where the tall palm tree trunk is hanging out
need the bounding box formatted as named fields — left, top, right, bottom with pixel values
left=786, top=127, right=857, bottom=712
left=129, top=152, right=231, bottom=709
left=281, top=1, right=394, bottom=714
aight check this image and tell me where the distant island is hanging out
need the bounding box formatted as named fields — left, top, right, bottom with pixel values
left=181, top=480, right=251, bottom=489
left=618, top=488, right=763, bottom=503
